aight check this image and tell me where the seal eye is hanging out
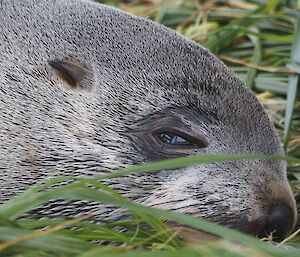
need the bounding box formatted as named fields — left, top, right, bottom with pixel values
left=159, top=132, right=192, bottom=146
left=154, top=129, right=207, bottom=150
left=132, top=116, right=208, bottom=156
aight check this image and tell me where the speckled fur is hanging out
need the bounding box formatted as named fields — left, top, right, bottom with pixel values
left=0, top=0, right=296, bottom=236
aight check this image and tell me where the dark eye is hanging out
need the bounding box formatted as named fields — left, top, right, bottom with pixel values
left=154, top=129, right=207, bottom=150
left=159, top=132, right=192, bottom=146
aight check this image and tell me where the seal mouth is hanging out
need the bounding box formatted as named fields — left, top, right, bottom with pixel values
left=237, top=219, right=267, bottom=238
left=165, top=218, right=265, bottom=244
left=209, top=215, right=267, bottom=239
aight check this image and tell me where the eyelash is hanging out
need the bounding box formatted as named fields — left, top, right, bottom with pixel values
left=159, top=132, right=193, bottom=146
left=152, top=129, right=207, bottom=149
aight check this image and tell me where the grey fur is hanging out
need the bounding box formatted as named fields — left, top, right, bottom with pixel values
left=0, top=0, right=296, bottom=239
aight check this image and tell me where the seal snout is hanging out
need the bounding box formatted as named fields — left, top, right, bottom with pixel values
left=258, top=204, right=295, bottom=242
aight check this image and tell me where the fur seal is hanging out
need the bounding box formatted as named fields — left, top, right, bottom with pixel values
left=0, top=0, right=296, bottom=241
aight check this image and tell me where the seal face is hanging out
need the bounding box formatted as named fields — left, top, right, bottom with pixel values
left=0, top=0, right=296, bottom=241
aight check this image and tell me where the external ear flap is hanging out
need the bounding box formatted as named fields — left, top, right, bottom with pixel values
left=48, top=59, right=95, bottom=91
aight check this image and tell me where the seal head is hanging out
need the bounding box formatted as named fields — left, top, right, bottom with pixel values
left=0, top=0, right=296, bottom=241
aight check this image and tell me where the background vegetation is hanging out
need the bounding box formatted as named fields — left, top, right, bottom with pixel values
left=0, top=0, right=299, bottom=256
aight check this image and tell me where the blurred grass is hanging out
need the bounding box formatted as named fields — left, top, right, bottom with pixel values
left=1, top=0, right=300, bottom=256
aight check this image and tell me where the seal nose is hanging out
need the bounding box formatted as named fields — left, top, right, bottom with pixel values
left=258, top=204, right=294, bottom=242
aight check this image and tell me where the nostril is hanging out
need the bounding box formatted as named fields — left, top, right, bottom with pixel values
left=258, top=204, right=294, bottom=242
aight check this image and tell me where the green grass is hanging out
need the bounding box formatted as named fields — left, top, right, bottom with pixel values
left=0, top=155, right=300, bottom=256
left=1, top=0, right=300, bottom=256
left=0, top=155, right=299, bottom=257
